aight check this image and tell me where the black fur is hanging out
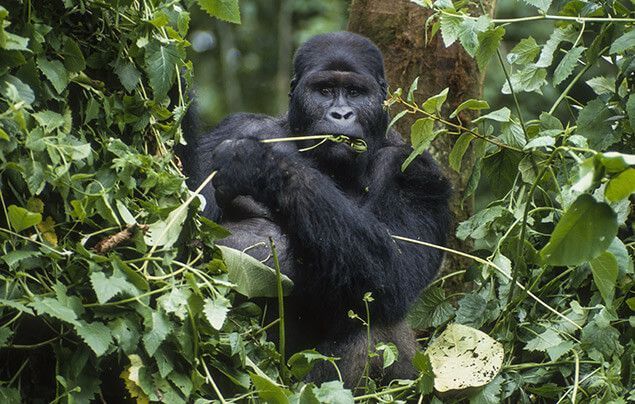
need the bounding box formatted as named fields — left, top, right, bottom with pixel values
left=182, top=32, right=451, bottom=387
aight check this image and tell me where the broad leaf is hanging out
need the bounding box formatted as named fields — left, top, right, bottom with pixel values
left=553, top=46, right=584, bottom=86
left=7, top=205, right=41, bottom=232
left=218, top=245, right=293, bottom=298
left=609, top=30, right=635, bottom=54
left=144, top=40, right=183, bottom=101
left=75, top=320, right=112, bottom=356
left=426, top=324, right=504, bottom=392
left=605, top=168, right=635, bottom=202
left=196, top=0, right=241, bottom=24
left=589, top=251, right=618, bottom=305
left=37, top=57, right=69, bottom=94
left=540, top=194, right=618, bottom=266
left=476, top=26, right=505, bottom=70
left=203, top=296, right=230, bottom=330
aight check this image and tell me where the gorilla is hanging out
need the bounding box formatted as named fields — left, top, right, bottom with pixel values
left=182, top=32, right=451, bottom=387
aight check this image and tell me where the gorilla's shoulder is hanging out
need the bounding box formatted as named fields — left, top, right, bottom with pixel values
left=211, top=113, right=286, bottom=139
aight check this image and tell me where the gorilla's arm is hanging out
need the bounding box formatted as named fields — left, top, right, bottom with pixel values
left=183, top=113, right=290, bottom=221
left=209, top=132, right=451, bottom=323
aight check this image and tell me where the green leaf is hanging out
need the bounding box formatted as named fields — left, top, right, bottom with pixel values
left=553, top=46, right=585, bottom=86
left=3, top=31, right=30, bottom=51
left=7, top=205, right=42, bottom=232
left=426, top=324, right=504, bottom=392
left=456, top=293, right=487, bottom=327
left=1, top=250, right=40, bottom=268
left=407, top=76, right=419, bottom=102
left=585, top=76, right=614, bottom=95
left=249, top=373, right=291, bottom=404
left=115, top=61, right=142, bottom=92
left=143, top=311, right=171, bottom=356
left=455, top=16, right=491, bottom=57
left=576, top=99, right=619, bottom=150
left=473, top=107, right=510, bottom=123
left=376, top=342, right=398, bottom=369
left=408, top=286, right=455, bottom=329
left=589, top=251, right=618, bottom=306
left=31, top=297, right=79, bottom=325
left=476, top=26, right=505, bottom=70
left=609, top=30, right=635, bottom=54
left=456, top=205, right=508, bottom=241
left=387, top=109, right=408, bottom=132
left=540, top=194, right=618, bottom=266
left=412, top=351, right=434, bottom=394
left=74, top=320, right=112, bottom=356
left=522, top=0, right=551, bottom=12
left=312, top=381, right=353, bottom=404
left=422, top=87, right=449, bottom=114
left=0, top=75, right=34, bottom=104
left=288, top=350, right=332, bottom=379
left=196, top=0, right=241, bottom=24
left=536, top=26, right=577, bottom=68
left=203, top=296, right=230, bottom=330
left=627, top=95, right=635, bottom=131
left=157, top=287, right=191, bottom=320
left=0, top=386, right=20, bottom=403
left=37, top=57, right=69, bottom=94
left=502, top=65, right=547, bottom=94
left=144, top=205, right=188, bottom=248
left=439, top=14, right=463, bottom=47
left=605, top=168, right=635, bottom=202
left=144, top=40, right=183, bottom=101
left=507, top=37, right=540, bottom=65
left=218, top=245, right=293, bottom=298
left=449, top=133, right=474, bottom=172
left=32, top=110, right=66, bottom=133
left=450, top=99, right=489, bottom=118
left=401, top=118, right=438, bottom=171
left=546, top=340, right=575, bottom=361
left=90, top=271, right=138, bottom=304
left=469, top=376, right=504, bottom=404
left=524, top=329, right=563, bottom=352
left=62, top=37, right=86, bottom=72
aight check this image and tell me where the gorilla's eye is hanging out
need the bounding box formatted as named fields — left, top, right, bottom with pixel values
left=347, top=88, right=360, bottom=97
left=319, top=87, right=333, bottom=96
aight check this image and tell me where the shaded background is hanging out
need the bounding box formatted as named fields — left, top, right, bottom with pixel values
left=187, top=0, right=565, bottom=129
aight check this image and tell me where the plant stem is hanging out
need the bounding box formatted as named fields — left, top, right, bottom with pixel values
left=549, top=62, right=594, bottom=115
left=441, top=10, right=635, bottom=24
left=390, top=234, right=582, bottom=330
left=269, top=237, right=287, bottom=383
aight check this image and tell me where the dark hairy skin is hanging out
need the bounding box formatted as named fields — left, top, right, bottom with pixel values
left=182, top=32, right=451, bottom=387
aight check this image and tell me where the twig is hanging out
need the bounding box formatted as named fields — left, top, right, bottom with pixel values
left=390, top=235, right=583, bottom=330
left=269, top=237, right=287, bottom=383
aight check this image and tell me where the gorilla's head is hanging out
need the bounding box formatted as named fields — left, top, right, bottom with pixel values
left=287, top=32, right=390, bottom=180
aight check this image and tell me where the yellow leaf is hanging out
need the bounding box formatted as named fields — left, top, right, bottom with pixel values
left=37, top=216, right=58, bottom=246
left=120, top=355, right=149, bottom=404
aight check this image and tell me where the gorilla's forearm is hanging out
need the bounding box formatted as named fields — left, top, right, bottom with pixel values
left=254, top=149, right=449, bottom=321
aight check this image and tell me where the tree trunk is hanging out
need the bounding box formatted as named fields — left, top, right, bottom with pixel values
left=348, top=0, right=494, bottom=275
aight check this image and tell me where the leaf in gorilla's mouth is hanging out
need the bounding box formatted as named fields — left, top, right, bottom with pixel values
left=261, top=134, right=368, bottom=153
left=327, top=134, right=368, bottom=153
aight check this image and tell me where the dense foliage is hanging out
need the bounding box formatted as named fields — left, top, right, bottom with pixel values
left=0, top=0, right=633, bottom=403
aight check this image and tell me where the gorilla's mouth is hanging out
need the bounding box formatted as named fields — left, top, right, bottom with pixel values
left=314, top=133, right=368, bottom=153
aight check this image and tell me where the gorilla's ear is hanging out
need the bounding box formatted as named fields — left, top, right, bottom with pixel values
left=289, top=76, right=298, bottom=97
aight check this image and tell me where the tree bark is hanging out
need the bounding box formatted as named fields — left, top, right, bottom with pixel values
left=348, top=0, right=494, bottom=276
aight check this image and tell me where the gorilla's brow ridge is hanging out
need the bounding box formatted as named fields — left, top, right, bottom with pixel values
left=305, top=70, right=374, bottom=90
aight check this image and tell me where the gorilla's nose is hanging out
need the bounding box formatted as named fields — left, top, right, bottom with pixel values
left=328, top=107, right=355, bottom=124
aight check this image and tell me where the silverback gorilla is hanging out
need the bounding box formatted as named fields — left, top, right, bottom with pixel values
left=182, top=32, right=451, bottom=387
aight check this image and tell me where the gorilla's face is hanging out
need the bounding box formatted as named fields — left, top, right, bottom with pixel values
left=288, top=67, right=389, bottom=176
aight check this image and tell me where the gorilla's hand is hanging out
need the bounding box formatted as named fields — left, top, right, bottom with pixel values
left=209, top=137, right=275, bottom=205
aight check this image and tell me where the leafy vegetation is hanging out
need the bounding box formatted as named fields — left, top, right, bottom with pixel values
left=0, top=0, right=633, bottom=403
